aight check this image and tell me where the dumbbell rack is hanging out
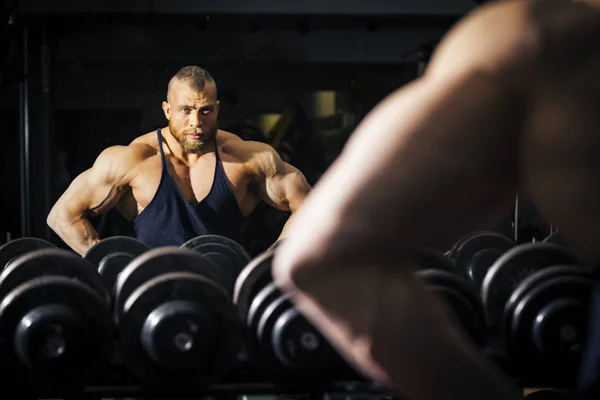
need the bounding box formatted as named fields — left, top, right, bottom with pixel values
left=0, top=234, right=583, bottom=399
left=14, top=366, right=391, bottom=399
left=8, top=344, right=574, bottom=400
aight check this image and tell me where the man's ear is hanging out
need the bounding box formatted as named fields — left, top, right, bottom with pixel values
left=162, top=101, right=171, bottom=120
left=215, top=100, right=221, bottom=115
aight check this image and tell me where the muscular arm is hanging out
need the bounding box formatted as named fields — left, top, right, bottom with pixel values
left=47, top=145, right=142, bottom=255
left=246, top=142, right=312, bottom=238
left=273, top=74, right=522, bottom=400
left=271, top=4, right=534, bottom=398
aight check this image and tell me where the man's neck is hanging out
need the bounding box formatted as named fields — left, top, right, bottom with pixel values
left=163, top=126, right=216, bottom=165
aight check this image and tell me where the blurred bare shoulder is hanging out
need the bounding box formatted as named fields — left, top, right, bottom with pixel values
left=426, top=0, right=537, bottom=81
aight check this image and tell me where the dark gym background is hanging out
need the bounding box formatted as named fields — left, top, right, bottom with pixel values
left=0, top=0, right=550, bottom=256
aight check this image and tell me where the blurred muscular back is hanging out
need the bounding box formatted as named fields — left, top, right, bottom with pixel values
left=519, top=0, right=600, bottom=265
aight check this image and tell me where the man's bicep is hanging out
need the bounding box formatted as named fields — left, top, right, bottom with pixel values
left=246, top=142, right=310, bottom=211
left=264, top=161, right=311, bottom=211
left=280, top=73, right=521, bottom=266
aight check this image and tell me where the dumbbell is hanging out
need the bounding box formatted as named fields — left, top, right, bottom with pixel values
left=83, top=236, right=150, bottom=295
left=0, top=248, right=113, bottom=387
left=113, top=247, right=242, bottom=387
left=181, top=234, right=251, bottom=296
left=234, top=248, right=351, bottom=381
left=481, top=242, right=592, bottom=380
left=449, top=231, right=516, bottom=291
left=411, top=249, right=487, bottom=348
left=0, top=237, right=56, bottom=270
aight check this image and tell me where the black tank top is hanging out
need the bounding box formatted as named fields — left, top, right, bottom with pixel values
left=133, top=129, right=246, bottom=247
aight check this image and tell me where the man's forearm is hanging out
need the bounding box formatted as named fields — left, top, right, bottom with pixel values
left=48, top=215, right=101, bottom=255
left=273, top=254, right=521, bottom=400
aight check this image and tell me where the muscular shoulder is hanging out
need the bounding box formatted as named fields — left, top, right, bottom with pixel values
left=93, top=143, right=154, bottom=181
left=130, top=130, right=163, bottom=150
left=216, top=130, right=281, bottom=176
left=426, top=1, right=534, bottom=79
left=428, top=0, right=600, bottom=82
left=215, top=130, right=259, bottom=160
left=214, top=129, right=245, bottom=153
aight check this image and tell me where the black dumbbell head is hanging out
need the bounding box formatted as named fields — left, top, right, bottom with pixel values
left=234, top=249, right=274, bottom=322
left=83, top=236, right=150, bottom=294
left=481, top=243, right=580, bottom=332
left=181, top=235, right=251, bottom=296
left=0, top=237, right=56, bottom=270
left=505, top=265, right=591, bottom=379
left=452, top=232, right=515, bottom=284
left=415, top=269, right=487, bottom=347
left=0, top=248, right=108, bottom=304
left=238, top=251, right=353, bottom=379
left=114, top=247, right=220, bottom=324
left=0, top=262, right=112, bottom=387
left=118, top=271, right=242, bottom=386
left=257, top=288, right=346, bottom=377
left=411, top=249, right=456, bottom=273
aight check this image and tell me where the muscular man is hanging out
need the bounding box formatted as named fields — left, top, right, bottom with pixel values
left=48, top=66, right=311, bottom=255
left=273, top=1, right=600, bottom=400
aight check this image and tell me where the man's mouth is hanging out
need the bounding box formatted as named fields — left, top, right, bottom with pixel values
left=186, top=134, right=203, bottom=141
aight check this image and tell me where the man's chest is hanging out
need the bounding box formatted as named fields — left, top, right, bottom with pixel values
left=130, top=153, right=250, bottom=207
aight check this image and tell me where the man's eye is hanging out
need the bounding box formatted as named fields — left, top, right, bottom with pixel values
left=182, top=108, right=191, bottom=113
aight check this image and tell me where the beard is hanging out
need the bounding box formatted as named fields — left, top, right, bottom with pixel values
left=169, top=121, right=216, bottom=153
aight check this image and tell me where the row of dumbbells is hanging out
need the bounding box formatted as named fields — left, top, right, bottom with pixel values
left=438, top=231, right=591, bottom=385
left=0, top=231, right=589, bottom=390
left=0, top=234, right=355, bottom=390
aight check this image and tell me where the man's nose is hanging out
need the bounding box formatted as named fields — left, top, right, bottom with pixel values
left=189, top=112, right=202, bottom=127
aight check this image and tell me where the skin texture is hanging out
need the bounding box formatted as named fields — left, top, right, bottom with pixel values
left=47, top=78, right=311, bottom=255
left=272, top=1, right=600, bottom=400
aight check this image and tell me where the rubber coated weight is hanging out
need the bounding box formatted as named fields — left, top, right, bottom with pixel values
left=412, top=249, right=456, bottom=273
left=467, top=249, right=506, bottom=292
left=481, top=243, right=579, bottom=332
left=0, top=237, right=56, bottom=270
left=0, top=276, right=113, bottom=386
left=446, top=231, right=500, bottom=263
left=415, top=269, right=487, bottom=347
left=118, top=271, right=241, bottom=386
left=181, top=234, right=251, bottom=295
left=114, top=247, right=220, bottom=323
left=453, top=232, right=515, bottom=285
left=0, top=248, right=109, bottom=304
left=257, top=290, right=342, bottom=373
left=234, top=249, right=274, bottom=322
left=507, top=269, right=592, bottom=376
left=239, top=254, right=350, bottom=378
left=504, top=265, right=590, bottom=340
left=271, top=307, right=333, bottom=370
left=83, top=236, right=150, bottom=294
left=247, top=283, right=282, bottom=334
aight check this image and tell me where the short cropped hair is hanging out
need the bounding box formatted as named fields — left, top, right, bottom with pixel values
left=167, top=65, right=217, bottom=101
